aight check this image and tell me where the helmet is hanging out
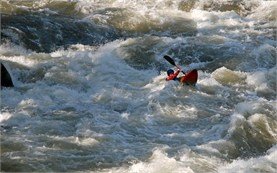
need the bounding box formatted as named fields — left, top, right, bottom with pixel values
left=167, top=69, right=174, bottom=76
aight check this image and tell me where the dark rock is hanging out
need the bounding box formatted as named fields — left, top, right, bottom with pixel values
left=1, top=63, right=14, bottom=88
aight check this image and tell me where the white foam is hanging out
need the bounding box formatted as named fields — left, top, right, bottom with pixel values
left=212, top=67, right=247, bottom=85
left=191, top=9, right=246, bottom=35
left=218, top=145, right=277, bottom=173
left=49, top=136, right=99, bottom=147
left=1, top=1, right=276, bottom=172
left=0, top=112, right=13, bottom=123
left=0, top=42, right=31, bottom=56
left=246, top=70, right=271, bottom=93
left=227, top=99, right=277, bottom=141
left=248, top=1, right=277, bottom=21
left=129, top=149, right=192, bottom=173
left=102, top=149, right=196, bottom=173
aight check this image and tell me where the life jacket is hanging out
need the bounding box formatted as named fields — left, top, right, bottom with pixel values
left=166, top=69, right=180, bottom=81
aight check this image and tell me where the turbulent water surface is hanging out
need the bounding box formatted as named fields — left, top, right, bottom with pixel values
left=1, top=0, right=276, bottom=172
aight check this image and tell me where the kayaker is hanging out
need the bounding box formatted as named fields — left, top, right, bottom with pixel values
left=166, top=68, right=181, bottom=81
left=164, top=55, right=197, bottom=85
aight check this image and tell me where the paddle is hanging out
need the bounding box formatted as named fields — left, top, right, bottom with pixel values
left=163, top=55, right=186, bottom=74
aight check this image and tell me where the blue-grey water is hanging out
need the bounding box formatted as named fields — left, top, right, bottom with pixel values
left=1, top=0, right=276, bottom=172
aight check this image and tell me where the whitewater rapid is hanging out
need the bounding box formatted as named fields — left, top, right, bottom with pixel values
left=1, top=0, right=276, bottom=172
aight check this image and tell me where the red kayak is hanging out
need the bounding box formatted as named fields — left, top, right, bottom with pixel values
left=179, top=69, right=198, bottom=85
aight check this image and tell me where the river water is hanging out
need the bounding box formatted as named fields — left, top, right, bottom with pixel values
left=1, top=0, right=276, bottom=172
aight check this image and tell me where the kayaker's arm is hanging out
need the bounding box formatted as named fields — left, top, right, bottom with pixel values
left=166, top=69, right=180, bottom=81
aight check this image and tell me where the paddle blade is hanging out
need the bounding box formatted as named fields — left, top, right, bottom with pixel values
left=163, top=55, right=176, bottom=66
